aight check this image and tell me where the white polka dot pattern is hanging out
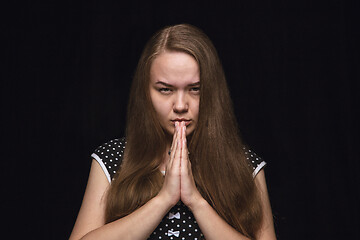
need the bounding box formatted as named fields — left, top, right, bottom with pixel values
left=149, top=202, right=204, bottom=240
left=91, top=138, right=266, bottom=239
left=243, top=146, right=267, bottom=178
left=91, top=138, right=126, bottom=182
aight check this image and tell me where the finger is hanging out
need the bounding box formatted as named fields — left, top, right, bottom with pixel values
left=168, top=122, right=182, bottom=168
left=169, top=122, right=180, bottom=159
left=169, top=122, right=179, bottom=154
left=181, top=122, right=186, bottom=146
left=168, top=133, right=178, bottom=169
left=181, top=130, right=187, bottom=166
left=179, top=122, right=185, bottom=148
left=183, top=123, right=186, bottom=147
left=179, top=125, right=188, bottom=172
left=181, top=124, right=187, bottom=158
left=173, top=128, right=182, bottom=169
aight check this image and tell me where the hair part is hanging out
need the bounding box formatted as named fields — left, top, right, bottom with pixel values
left=105, top=24, right=263, bottom=239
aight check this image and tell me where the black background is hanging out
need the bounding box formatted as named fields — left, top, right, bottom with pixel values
left=3, top=0, right=359, bottom=239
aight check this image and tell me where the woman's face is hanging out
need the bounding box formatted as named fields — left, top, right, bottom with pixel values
left=149, top=51, right=200, bottom=136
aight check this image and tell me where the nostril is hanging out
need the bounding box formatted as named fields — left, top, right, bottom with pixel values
left=173, top=104, right=188, bottom=113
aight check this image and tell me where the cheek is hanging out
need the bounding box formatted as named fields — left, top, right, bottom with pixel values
left=192, top=99, right=200, bottom=120
left=150, top=91, right=163, bottom=114
left=152, top=98, right=171, bottom=120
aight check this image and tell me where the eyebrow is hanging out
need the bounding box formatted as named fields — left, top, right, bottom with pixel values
left=155, top=81, right=200, bottom=87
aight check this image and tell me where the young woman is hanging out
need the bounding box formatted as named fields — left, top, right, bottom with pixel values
left=70, top=24, right=276, bottom=240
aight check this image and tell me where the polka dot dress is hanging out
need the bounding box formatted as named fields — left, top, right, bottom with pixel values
left=243, top=146, right=267, bottom=178
left=91, top=138, right=126, bottom=183
left=91, top=138, right=266, bottom=240
left=150, top=202, right=203, bottom=240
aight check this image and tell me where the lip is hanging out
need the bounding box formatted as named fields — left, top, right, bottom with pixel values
left=171, top=118, right=191, bottom=126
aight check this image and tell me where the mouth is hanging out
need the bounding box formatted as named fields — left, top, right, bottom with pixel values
left=171, top=118, right=192, bottom=126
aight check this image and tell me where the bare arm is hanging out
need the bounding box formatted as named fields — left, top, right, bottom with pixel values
left=177, top=122, right=276, bottom=239
left=70, top=124, right=276, bottom=239
left=186, top=170, right=276, bottom=240
left=177, top=123, right=251, bottom=240
left=70, top=126, right=183, bottom=240
left=254, top=170, right=277, bottom=240
left=69, top=160, right=173, bottom=240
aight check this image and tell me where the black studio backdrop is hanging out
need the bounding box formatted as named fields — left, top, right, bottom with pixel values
left=3, top=1, right=359, bottom=239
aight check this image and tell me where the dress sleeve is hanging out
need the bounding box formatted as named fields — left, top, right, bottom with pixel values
left=243, top=146, right=266, bottom=178
left=91, top=137, right=126, bottom=183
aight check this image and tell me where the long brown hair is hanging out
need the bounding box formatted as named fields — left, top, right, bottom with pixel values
left=105, top=24, right=263, bottom=239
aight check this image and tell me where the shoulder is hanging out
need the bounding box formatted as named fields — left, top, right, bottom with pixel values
left=243, top=146, right=266, bottom=178
left=91, top=137, right=126, bottom=183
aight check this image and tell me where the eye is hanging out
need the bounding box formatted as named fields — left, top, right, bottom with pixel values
left=190, top=87, right=200, bottom=94
left=158, top=88, right=172, bottom=94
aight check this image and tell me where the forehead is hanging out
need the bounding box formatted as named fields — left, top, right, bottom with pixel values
left=150, top=51, right=200, bottom=86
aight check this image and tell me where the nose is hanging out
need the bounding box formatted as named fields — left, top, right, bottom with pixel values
left=173, top=92, right=188, bottom=113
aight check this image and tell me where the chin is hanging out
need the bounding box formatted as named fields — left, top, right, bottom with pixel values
left=185, top=126, right=195, bottom=136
